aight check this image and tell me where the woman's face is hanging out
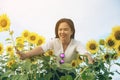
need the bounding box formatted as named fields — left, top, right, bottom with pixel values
left=58, top=22, right=73, bottom=42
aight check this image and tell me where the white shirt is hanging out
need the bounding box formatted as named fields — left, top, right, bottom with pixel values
left=41, top=38, right=88, bottom=64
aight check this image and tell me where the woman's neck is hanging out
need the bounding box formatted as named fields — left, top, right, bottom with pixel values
left=62, top=39, right=71, bottom=52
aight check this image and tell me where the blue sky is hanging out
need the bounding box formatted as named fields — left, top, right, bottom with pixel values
left=0, top=0, right=120, bottom=79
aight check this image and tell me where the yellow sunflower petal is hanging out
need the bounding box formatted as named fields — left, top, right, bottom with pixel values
left=115, top=42, right=120, bottom=55
left=71, top=60, right=77, bottom=68
left=27, top=32, right=39, bottom=44
left=36, top=35, right=45, bottom=46
left=105, top=35, right=116, bottom=49
left=6, top=45, right=14, bottom=56
left=0, top=14, right=10, bottom=31
left=16, top=37, right=24, bottom=44
left=86, top=40, right=99, bottom=54
left=21, top=30, right=30, bottom=39
left=0, top=43, right=4, bottom=55
left=111, top=25, right=120, bottom=41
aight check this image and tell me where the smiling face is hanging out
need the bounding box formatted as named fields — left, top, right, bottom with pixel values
left=55, top=18, right=75, bottom=41
left=58, top=22, right=73, bottom=42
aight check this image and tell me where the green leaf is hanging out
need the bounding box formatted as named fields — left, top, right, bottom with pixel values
left=42, top=56, right=50, bottom=61
left=10, top=75, right=20, bottom=80
left=21, top=59, right=32, bottom=72
left=1, top=70, right=14, bottom=78
left=18, top=75, right=28, bottom=80
left=60, top=75, right=73, bottom=80
left=45, top=72, right=53, bottom=80
left=60, top=63, right=73, bottom=70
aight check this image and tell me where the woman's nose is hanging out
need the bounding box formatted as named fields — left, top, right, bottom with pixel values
left=61, top=30, right=64, bottom=33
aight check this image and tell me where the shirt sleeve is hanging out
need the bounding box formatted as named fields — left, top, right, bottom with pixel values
left=76, top=41, right=88, bottom=55
left=41, top=39, right=54, bottom=52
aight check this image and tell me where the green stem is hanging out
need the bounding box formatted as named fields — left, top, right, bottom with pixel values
left=74, top=67, right=88, bottom=80
left=9, top=29, right=15, bottom=47
left=50, top=65, right=60, bottom=79
left=74, top=73, right=81, bottom=80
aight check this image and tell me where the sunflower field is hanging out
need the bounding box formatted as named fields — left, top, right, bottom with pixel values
left=0, top=14, right=120, bottom=80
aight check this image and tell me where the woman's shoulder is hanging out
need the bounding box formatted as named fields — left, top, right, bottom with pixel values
left=72, top=39, right=81, bottom=44
left=71, top=39, right=85, bottom=46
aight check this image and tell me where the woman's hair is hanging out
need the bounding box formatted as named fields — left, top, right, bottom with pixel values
left=55, top=18, right=75, bottom=39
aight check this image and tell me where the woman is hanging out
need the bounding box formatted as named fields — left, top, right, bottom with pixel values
left=16, top=18, right=93, bottom=63
left=16, top=18, right=94, bottom=79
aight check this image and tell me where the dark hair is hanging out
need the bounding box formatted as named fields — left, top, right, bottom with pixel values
left=55, top=18, right=75, bottom=39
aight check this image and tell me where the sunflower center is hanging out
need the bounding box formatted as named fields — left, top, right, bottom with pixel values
left=38, top=40, right=42, bottom=44
left=72, top=62, right=76, bottom=67
left=8, top=48, right=12, bottom=51
left=48, top=51, right=53, bottom=55
left=114, top=31, right=120, bottom=40
left=30, top=36, right=36, bottom=41
left=0, top=47, right=2, bottom=51
left=107, top=40, right=114, bottom=47
left=9, top=62, right=13, bottom=65
left=24, top=33, right=28, bottom=37
left=118, top=46, right=120, bottom=51
left=105, top=54, right=109, bottom=59
left=90, top=44, right=96, bottom=50
left=0, top=19, right=7, bottom=27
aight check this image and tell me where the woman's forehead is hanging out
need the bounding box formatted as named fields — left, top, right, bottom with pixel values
left=59, top=22, right=70, bottom=27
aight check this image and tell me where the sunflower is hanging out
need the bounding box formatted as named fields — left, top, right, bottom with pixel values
left=115, top=42, right=120, bottom=53
left=111, top=53, right=118, bottom=60
left=99, top=39, right=105, bottom=45
left=103, top=53, right=110, bottom=61
left=16, top=43, right=24, bottom=51
left=112, top=25, right=120, bottom=41
left=105, top=35, right=116, bottom=49
left=6, top=45, right=14, bottom=57
left=27, top=32, right=39, bottom=44
left=71, top=60, right=77, bottom=68
left=36, top=35, right=45, bottom=46
left=115, top=42, right=120, bottom=57
left=117, top=53, right=120, bottom=57
left=0, top=43, right=4, bottom=55
left=16, top=37, right=24, bottom=44
left=44, top=49, right=54, bottom=56
left=21, top=30, right=30, bottom=39
left=0, top=14, right=10, bottom=31
left=7, top=60, right=16, bottom=68
left=0, top=27, right=2, bottom=32
left=15, top=37, right=25, bottom=50
left=76, top=54, right=83, bottom=65
left=86, top=40, right=99, bottom=54
left=6, top=45, right=14, bottom=53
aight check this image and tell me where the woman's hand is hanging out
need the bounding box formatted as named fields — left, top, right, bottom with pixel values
left=88, top=56, right=94, bottom=64
left=15, top=47, right=27, bottom=60
left=85, top=52, right=94, bottom=64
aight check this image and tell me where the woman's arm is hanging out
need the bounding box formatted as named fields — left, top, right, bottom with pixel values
left=15, top=46, right=44, bottom=60
left=76, top=42, right=94, bottom=64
